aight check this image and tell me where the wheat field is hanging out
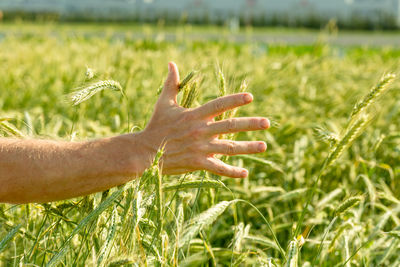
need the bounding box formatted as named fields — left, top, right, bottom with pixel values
left=0, top=23, right=400, bottom=266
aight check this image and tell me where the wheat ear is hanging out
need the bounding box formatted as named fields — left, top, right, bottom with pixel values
left=350, top=73, right=396, bottom=119
left=178, top=71, right=197, bottom=91
left=325, top=115, right=371, bottom=167
left=180, top=200, right=238, bottom=249
left=69, top=80, right=123, bottom=105
left=181, top=80, right=199, bottom=108
left=335, top=196, right=362, bottom=216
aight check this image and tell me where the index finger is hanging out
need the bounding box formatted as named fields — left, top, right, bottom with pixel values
left=192, top=93, right=253, bottom=119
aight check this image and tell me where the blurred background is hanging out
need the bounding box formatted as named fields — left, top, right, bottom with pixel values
left=1, top=0, right=400, bottom=47
left=0, top=0, right=400, bottom=29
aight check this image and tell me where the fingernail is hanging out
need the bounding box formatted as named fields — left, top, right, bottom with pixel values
left=258, top=142, right=266, bottom=152
left=241, top=170, right=248, bottom=178
left=260, top=119, right=270, bottom=128
left=243, top=93, right=253, bottom=103
left=168, top=63, right=171, bottom=72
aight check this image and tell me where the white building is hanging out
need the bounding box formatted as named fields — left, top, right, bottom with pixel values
left=1, top=0, right=399, bottom=28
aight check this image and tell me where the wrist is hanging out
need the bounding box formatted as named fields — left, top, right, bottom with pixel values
left=112, top=130, right=161, bottom=177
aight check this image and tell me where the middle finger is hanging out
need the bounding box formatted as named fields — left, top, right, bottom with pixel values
left=206, top=117, right=270, bottom=135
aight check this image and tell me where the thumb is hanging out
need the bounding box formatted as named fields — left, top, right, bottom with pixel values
left=160, top=61, right=180, bottom=105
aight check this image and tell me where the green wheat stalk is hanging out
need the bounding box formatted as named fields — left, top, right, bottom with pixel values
left=285, top=239, right=299, bottom=267
left=0, top=224, right=22, bottom=253
left=312, top=196, right=362, bottom=265
left=215, top=67, right=227, bottom=121
left=97, top=207, right=118, bottom=266
left=0, top=119, right=25, bottom=137
left=294, top=72, right=396, bottom=240
left=46, top=186, right=126, bottom=267
left=163, top=179, right=226, bottom=191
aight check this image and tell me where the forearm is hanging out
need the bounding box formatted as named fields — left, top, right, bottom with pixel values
left=0, top=134, right=149, bottom=204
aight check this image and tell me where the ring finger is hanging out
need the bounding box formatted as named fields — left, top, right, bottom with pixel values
left=207, top=140, right=266, bottom=155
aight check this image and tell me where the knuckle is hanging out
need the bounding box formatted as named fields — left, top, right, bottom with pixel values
left=188, top=127, right=205, bottom=140
left=216, top=165, right=226, bottom=174
left=226, top=141, right=236, bottom=154
left=227, top=118, right=237, bottom=131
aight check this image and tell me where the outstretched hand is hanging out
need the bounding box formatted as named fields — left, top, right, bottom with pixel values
left=140, top=62, right=269, bottom=178
left=0, top=61, right=270, bottom=203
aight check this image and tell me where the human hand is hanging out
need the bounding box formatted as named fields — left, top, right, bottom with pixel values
left=138, top=62, right=269, bottom=178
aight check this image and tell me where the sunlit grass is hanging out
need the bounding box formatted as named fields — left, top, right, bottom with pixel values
left=0, top=23, right=400, bottom=266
